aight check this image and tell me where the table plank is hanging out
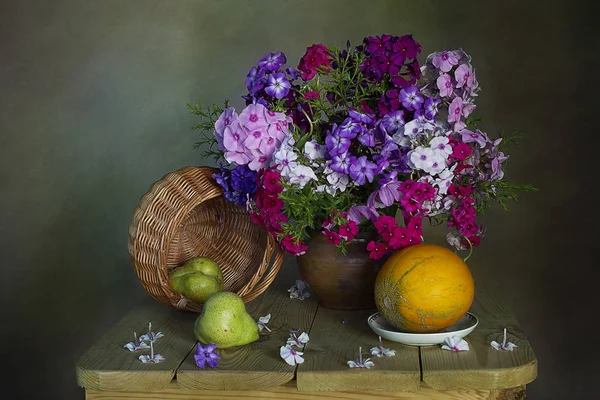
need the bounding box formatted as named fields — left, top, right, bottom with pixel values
left=176, top=260, right=320, bottom=390
left=420, top=274, right=537, bottom=390
left=297, top=306, right=421, bottom=392
left=76, top=298, right=197, bottom=391
left=86, top=381, right=525, bottom=399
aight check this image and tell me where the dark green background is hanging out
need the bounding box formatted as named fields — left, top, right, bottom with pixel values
left=1, top=1, right=597, bottom=399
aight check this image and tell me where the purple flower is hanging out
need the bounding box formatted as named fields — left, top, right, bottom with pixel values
left=433, top=51, right=459, bottom=73
left=347, top=205, right=379, bottom=223
left=330, top=152, right=355, bottom=174
left=265, top=72, right=291, bottom=99
left=246, top=67, right=265, bottom=94
left=381, top=110, right=405, bottom=134
left=349, top=108, right=375, bottom=124
left=424, top=97, right=441, bottom=120
left=399, top=86, right=424, bottom=111
left=368, top=179, right=402, bottom=207
left=326, top=131, right=351, bottom=157
left=230, top=165, right=257, bottom=192
left=349, top=156, right=377, bottom=185
left=338, top=118, right=360, bottom=139
left=377, top=52, right=405, bottom=75
left=223, top=122, right=248, bottom=152
left=194, top=343, right=220, bottom=369
left=392, top=35, right=420, bottom=59
left=286, top=67, right=299, bottom=80
left=258, top=52, right=287, bottom=71
left=358, top=129, right=376, bottom=147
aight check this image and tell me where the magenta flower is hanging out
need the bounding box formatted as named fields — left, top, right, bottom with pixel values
left=392, top=35, right=420, bottom=59
left=194, top=343, right=220, bottom=369
left=433, top=51, right=459, bottom=72
left=436, top=73, right=454, bottom=97
left=298, top=43, right=332, bottom=80
left=349, top=156, right=377, bottom=185
left=258, top=52, right=287, bottom=71
left=265, top=72, right=291, bottom=99
left=323, top=229, right=342, bottom=245
left=452, top=142, right=472, bottom=161
left=399, top=86, right=424, bottom=111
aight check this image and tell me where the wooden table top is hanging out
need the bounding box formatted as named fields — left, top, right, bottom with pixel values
left=76, top=259, right=537, bottom=399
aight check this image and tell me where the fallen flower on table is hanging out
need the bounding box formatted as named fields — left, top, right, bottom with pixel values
left=288, top=280, right=310, bottom=300
left=124, top=332, right=150, bottom=352
left=139, top=341, right=165, bottom=364
left=139, top=322, right=164, bottom=342
left=370, top=336, right=396, bottom=357
left=441, top=336, right=470, bottom=352
left=194, top=343, right=220, bottom=369
left=257, top=314, right=272, bottom=332
left=280, top=345, right=304, bottom=366
left=347, top=347, right=375, bottom=369
left=491, top=328, right=517, bottom=351
left=287, top=331, right=310, bottom=348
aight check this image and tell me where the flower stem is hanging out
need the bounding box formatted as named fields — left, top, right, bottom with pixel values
left=463, top=236, right=473, bottom=263
left=358, top=347, right=362, bottom=364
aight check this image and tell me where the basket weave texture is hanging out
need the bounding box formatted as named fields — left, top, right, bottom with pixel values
left=128, top=166, right=283, bottom=312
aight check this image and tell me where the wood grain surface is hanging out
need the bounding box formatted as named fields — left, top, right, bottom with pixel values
left=176, top=261, right=319, bottom=390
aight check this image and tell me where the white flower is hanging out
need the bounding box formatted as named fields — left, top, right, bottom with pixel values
left=441, top=336, right=470, bottom=351
left=288, top=280, right=310, bottom=300
left=433, top=166, right=455, bottom=195
left=257, top=314, right=271, bottom=332
left=370, top=336, right=396, bottom=357
left=429, top=136, right=453, bottom=156
left=287, top=332, right=310, bottom=348
left=139, top=322, right=164, bottom=342
left=273, top=146, right=298, bottom=177
left=325, top=171, right=349, bottom=195
left=288, top=165, right=318, bottom=188
left=409, top=147, right=447, bottom=175
left=491, top=328, right=518, bottom=351
left=138, top=341, right=164, bottom=363
left=447, top=231, right=468, bottom=251
left=304, top=140, right=326, bottom=160
left=124, top=332, right=150, bottom=352
left=280, top=345, right=304, bottom=366
left=347, top=347, right=375, bottom=368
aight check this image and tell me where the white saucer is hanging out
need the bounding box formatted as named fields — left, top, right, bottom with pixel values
left=367, top=312, right=478, bottom=346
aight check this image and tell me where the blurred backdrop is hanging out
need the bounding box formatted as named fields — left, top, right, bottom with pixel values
left=1, top=1, right=597, bottom=399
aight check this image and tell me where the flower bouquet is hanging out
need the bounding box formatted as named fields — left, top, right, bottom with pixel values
left=189, top=34, right=535, bottom=261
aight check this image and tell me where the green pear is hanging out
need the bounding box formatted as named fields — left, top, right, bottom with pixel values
left=169, top=256, right=224, bottom=304
left=194, top=292, right=259, bottom=349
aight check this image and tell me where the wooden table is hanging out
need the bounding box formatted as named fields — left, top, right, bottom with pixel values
left=76, top=261, right=537, bottom=399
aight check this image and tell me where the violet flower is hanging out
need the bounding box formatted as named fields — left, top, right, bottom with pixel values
left=325, top=133, right=351, bottom=157
left=246, top=66, right=265, bottom=94
left=139, top=341, right=165, bottom=364
left=370, top=336, right=396, bottom=357
left=265, top=72, right=291, bottom=99
left=441, top=336, right=470, bottom=351
left=258, top=52, right=287, bottom=71
left=194, top=343, right=220, bottom=369
left=436, top=73, right=454, bottom=98
left=329, top=152, right=355, bottom=174
left=399, top=86, right=424, bottom=111
left=124, top=332, right=150, bottom=352
left=491, top=328, right=517, bottom=351
left=347, top=347, right=374, bottom=369
left=348, top=156, right=377, bottom=185
left=461, top=129, right=487, bottom=148
left=424, top=97, right=441, bottom=120
left=433, top=51, right=459, bottom=73
left=381, top=110, right=405, bottom=134
left=139, top=322, right=164, bottom=342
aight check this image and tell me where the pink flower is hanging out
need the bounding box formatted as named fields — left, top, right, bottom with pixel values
left=281, top=235, right=308, bottom=256
left=433, top=51, right=459, bottom=73
left=323, top=229, right=342, bottom=245
left=339, top=221, right=359, bottom=240
left=298, top=44, right=332, bottom=81
left=452, top=142, right=472, bottom=161
left=239, top=104, right=268, bottom=131
left=373, top=216, right=397, bottom=235
left=303, top=90, right=320, bottom=100
left=223, top=123, right=248, bottom=152
left=455, top=64, right=477, bottom=89
left=225, top=150, right=251, bottom=165
left=448, top=96, right=463, bottom=124
left=367, top=241, right=388, bottom=260
left=263, top=171, right=283, bottom=193
left=261, top=194, right=284, bottom=212
left=436, top=73, right=454, bottom=97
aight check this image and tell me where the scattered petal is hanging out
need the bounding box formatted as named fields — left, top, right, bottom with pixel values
left=124, top=332, right=150, bottom=351
left=288, top=280, right=310, bottom=300
left=257, top=314, right=272, bottom=332
left=139, top=322, right=164, bottom=342
left=347, top=347, right=374, bottom=368
left=491, top=328, right=517, bottom=351
left=280, top=345, right=304, bottom=366
left=287, top=332, right=310, bottom=348
left=342, top=318, right=349, bottom=325
left=138, top=341, right=164, bottom=363
left=441, top=336, right=470, bottom=351
left=370, top=336, right=396, bottom=357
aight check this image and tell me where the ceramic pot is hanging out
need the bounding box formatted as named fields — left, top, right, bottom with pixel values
left=296, top=232, right=385, bottom=310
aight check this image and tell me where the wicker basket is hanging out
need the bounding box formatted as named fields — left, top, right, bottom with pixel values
left=128, top=166, right=283, bottom=312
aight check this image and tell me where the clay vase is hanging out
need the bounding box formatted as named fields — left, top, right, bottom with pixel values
left=296, top=232, right=384, bottom=310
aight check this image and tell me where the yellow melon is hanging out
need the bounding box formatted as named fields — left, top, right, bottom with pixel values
left=374, top=243, right=474, bottom=333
